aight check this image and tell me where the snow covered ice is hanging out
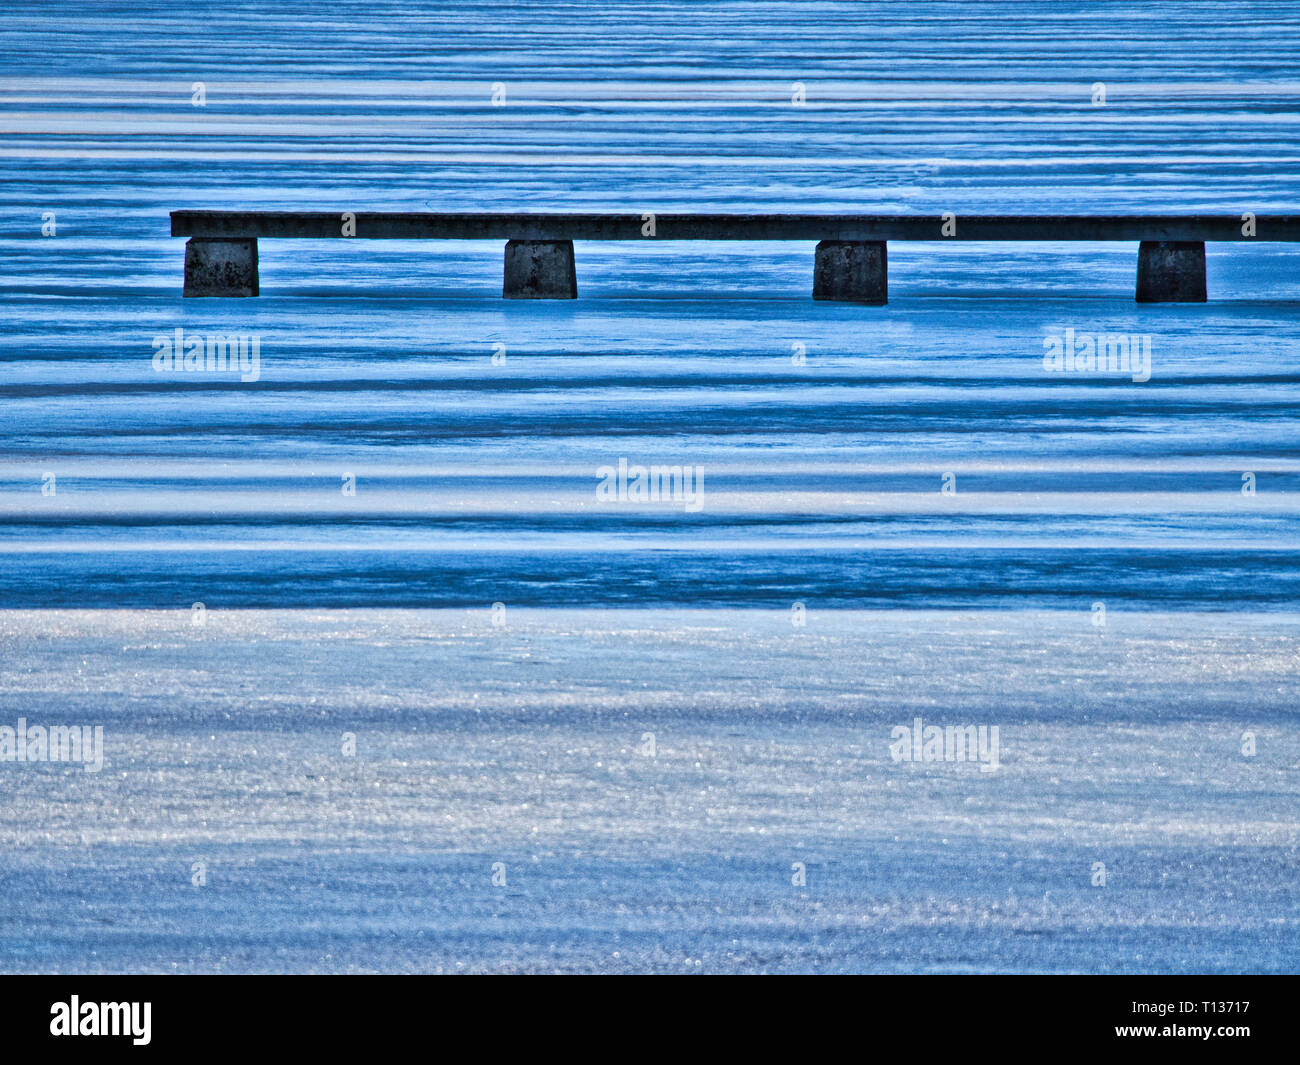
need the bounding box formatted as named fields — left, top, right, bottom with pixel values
left=0, top=1, right=1298, bottom=973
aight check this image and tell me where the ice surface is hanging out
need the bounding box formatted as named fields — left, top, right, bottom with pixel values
left=0, top=609, right=1298, bottom=973
left=0, top=1, right=1298, bottom=972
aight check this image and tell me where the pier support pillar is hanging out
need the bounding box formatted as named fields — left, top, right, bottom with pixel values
left=813, top=240, right=887, bottom=304
left=183, top=237, right=258, bottom=297
left=503, top=239, right=577, bottom=298
left=1136, top=241, right=1205, bottom=302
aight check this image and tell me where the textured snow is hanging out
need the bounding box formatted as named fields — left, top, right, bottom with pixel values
left=0, top=609, right=1297, bottom=973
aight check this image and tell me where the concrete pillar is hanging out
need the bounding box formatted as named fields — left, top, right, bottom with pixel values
left=1136, top=241, right=1206, bottom=302
left=183, top=237, right=258, bottom=297
left=813, top=240, right=887, bottom=304
left=503, top=239, right=577, bottom=299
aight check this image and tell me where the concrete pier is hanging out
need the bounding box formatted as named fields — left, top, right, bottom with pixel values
left=169, top=212, right=1300, bottom=300
left=171, top=211, right=1300, bottom=243
left=812, top=240, right=887, bottom=304
left=503, top=239, right=577, bottom=299
left=183, top=237, right=259, bottom=297
left=1135, top=241, right=1207, bottom=302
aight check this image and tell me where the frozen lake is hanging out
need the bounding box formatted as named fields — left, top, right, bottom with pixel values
left=0, top=1, right=1297, bottom=972
left=2, top=608, right=1298, bottom=973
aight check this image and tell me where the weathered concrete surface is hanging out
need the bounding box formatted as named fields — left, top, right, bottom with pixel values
left=183, top=237, right=259, bottom=297
left=1136, top=240, right=1207, bottom=302
left=171, top=211, right=1300, bottom=242
left=813, top=240, right=887, bottom=304
left=503, top=239, right=577, bottom=299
